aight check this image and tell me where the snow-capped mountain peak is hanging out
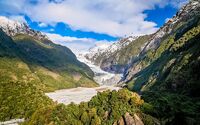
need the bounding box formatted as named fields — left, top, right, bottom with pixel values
left=0, top=16, right=48, bottom=40
left=85, top=36, right=138, bottom=63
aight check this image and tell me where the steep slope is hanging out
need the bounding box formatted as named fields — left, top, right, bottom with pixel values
left=0, top=17, right=97, bottom=92
left=122, top=0, right=200, bottom=90
left=85, top=36, right=142, bottom=73
left=140, top=24, right=200, bottom=125
left=85, top=42, right=112, bottom=63
left=0, top=30, right=53, bottom=121
left=119, top=1, right=200, bottom=124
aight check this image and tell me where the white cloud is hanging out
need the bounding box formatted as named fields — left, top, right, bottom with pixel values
left=0, top=0, right=183, bottom=37
left=46, top=33, right=93, bottom=42
left=167, top=0, right=188, bottom=8
left=38, top=22, right=48, bottom=27
left=0, top=0, right=188, bottom=37
left=46, top=33, right=113, bottom=54
left=8, top=15, right=27, bottom=23
left=25, top=0, right=160, bottom=37
left=0, top=0, right=26, bottom=14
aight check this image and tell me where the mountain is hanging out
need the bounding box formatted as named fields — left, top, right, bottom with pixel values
left=0, top=16, right=99, bottom=121
left=85, top=42, right=112, bottom=63
left=0, top=16, right=98, bottom=92
left=87, top=0, right=200, bottom=88
left=85, top=36, right=139, bottom=73
left=0, top=16, right=48, bottom=39
left=121, top=1, right=200, bottom=123
left=122, top=0, right=200, bottom=90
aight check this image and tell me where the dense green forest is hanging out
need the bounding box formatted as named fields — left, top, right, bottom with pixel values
left=125, top=8, right=200, bottom=125
left=24, top=89, right=159, bottom=125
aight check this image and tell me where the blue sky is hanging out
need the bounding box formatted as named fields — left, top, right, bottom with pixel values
left=26, top=5, right=178, bottom=41
left=0, top=0, right=188, bottom=53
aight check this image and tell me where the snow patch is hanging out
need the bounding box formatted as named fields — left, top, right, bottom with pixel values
left=0, top=16, right=48, bottom=40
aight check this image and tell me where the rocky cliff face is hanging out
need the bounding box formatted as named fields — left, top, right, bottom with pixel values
left=85, top=36, right=139, bottom=73
left=113, top=113, right=144, bottom=125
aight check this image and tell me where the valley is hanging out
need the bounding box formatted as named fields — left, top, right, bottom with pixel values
left=45, top=53, right=122, bottom=105
left=0, top=0, right=200, bottom=125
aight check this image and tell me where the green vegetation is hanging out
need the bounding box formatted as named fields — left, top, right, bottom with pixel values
left=115, top=35, right=151, bottom=65
left=0, top=81, right=53, bottom=121
left=126, top=12, right=200, bottom=125
left=97, top=35, right=150, bottom=66
left=0, top=29, right=97, bottom=122
left=13, top=34, right=98, bottom=90
left=0, top=30, right=97, bottom=92
left=143, top=92, right=200, bottom=125
left=24, top=89, right=158, bottom=125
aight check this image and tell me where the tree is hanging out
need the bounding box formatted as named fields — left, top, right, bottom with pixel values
left=91, top=116, right=101, bottom=125
left=81, top=111, right=89, bottom=124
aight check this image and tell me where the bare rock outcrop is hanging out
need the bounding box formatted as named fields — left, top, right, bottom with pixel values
left=113, top=113, right=144, bottom=125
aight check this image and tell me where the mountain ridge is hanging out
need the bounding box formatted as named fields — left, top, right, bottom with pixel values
left=122, top=0, right=200, bottom=85
left=0, top=17, right=98, bottom=92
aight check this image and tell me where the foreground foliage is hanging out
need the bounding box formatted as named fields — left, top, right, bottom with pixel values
left=0, top=81, right=53, bottom=121
left=25, top=89, right=158, bottom=125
